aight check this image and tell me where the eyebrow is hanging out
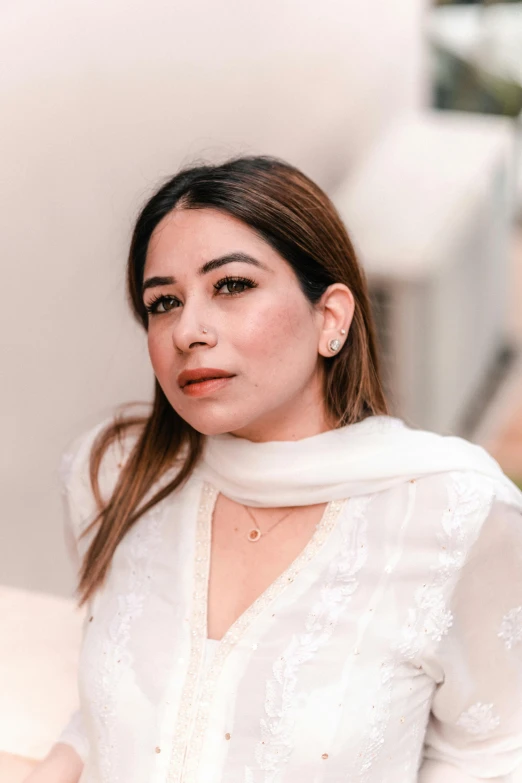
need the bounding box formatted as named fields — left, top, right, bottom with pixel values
left=142, top=252, right=269, bottom=295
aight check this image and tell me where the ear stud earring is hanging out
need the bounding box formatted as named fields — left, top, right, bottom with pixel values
left=329, top=338, right=342, bottom=352
left=340, top=329, right=346, bottom=335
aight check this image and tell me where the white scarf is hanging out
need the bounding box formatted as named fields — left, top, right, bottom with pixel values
left=196, top=415, right=522, bottom=509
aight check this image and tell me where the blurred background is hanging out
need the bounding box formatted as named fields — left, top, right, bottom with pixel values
left=1, top=0, right=521, bottom=774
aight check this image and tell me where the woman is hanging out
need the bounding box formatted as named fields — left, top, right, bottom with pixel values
left=27, top=155, right=522, bottom=783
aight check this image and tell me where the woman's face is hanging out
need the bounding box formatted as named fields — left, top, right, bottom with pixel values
left=142, top=207, right=353, bottom=441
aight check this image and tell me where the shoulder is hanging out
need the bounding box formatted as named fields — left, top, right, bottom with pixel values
left=350, top=417, right=522, bottom=514
left=387, top=418, right=522, bottom=517
left=406, top=468, right=522, bottom=560
left=58, top=416, right=143, bottom=526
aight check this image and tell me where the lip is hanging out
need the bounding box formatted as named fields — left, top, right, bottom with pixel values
left=181, top=376, right=234, bottom=397
left=177, top=367, right=235, bottom=389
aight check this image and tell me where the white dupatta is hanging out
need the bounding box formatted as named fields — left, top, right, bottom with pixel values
left=196, top=415, right=522, bottom=510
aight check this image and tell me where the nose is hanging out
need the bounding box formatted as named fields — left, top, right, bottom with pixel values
left=171, top=297, right=217, bottom=353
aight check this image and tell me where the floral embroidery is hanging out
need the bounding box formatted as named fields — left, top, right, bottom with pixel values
left=356, top=481, right=417, bottom=780
left=250, top=495, right=370, bottom=780
left=400, top=472, right=492, bottom=660
left=92, top=501, right=164, bottom=783
left=498, top=606, right=522, bottom=650
left=168, top=483, right=345, bottom=783
left=411, top=584, right=454, bottom=643
left=457, top=702, right=501, bottom=735
left=356, top=472, right=492, bottom=780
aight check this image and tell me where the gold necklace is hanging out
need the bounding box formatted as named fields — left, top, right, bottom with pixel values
left=243, top=504, right=298, bottom=542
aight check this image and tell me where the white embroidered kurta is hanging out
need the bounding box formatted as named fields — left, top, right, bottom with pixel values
left=56, top=420, right=522, bottom=783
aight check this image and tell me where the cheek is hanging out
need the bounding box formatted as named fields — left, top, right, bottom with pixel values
left=235, top=297, right=314, bottom=366
left=147, top=328, right=171, bottom=376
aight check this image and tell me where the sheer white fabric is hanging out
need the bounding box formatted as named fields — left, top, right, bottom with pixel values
left=55, top=420, right=522, bottom=782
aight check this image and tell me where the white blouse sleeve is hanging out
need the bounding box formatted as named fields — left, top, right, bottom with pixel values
left=54, top=475, right=91, bottom=762
left=419, top=496, right=522, bottom=782
left=55, top=708, right=89, bottom=763
left=52, top=423, right=108, bottom=763
left=52, top=418, right=136, bottom=763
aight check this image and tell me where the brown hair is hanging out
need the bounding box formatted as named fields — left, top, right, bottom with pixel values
left=75, top=154, right=389, bottom=606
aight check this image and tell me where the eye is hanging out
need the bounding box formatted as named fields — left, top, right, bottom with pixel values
left=214, top=276, right=257, bottom=295
left=144, top=294, right=180, bottom=315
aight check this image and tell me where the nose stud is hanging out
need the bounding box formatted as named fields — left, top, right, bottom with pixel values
left=201, top=327, right=208, bottom=334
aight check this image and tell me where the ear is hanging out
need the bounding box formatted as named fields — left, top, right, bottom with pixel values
left=316, top=283, right=355, bottom=358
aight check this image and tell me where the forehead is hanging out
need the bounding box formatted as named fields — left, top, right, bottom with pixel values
left=145, top=207, right=275, bottom=272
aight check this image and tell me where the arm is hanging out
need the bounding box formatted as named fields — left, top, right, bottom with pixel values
left=24, top=418, right=133, bottom=783
left=419, top=498, right=522, bottom=782
left=22, top=430, right=103, bottom=783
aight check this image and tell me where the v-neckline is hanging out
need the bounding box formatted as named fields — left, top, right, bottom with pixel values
left=199, top=481, right=346, bottom=648
left=167, top=481, right=346, bottom=782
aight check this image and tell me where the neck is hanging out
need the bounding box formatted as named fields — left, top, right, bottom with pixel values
left=227, top=414, right=335, bottom=443
left=225, top=379, right=334, bottom=443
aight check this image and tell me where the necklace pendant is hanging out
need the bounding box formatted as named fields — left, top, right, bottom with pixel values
left=248, top=527, right=261, bottom=542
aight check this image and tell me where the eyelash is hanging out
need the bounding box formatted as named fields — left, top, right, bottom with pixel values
left=144, top=275, right=258, bottom=315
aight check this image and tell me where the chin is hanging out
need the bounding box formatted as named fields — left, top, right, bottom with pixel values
left=176, top=408, right=252, bottom=437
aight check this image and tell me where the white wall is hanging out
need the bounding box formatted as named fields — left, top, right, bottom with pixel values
left=0, top=0, right=428, bottom=596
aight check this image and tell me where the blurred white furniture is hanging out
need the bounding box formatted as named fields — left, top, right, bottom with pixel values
left=0, top=585, right=84, bottom=760
left=334, top=110, right=516, bottom=434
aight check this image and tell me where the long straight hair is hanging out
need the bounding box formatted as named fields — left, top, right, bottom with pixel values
left=76, top=155, right=389, bottom=606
